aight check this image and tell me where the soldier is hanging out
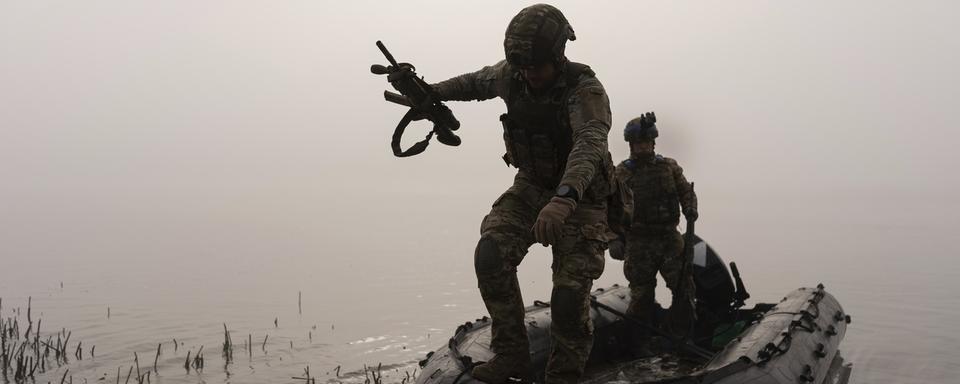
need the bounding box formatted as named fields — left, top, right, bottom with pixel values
left=609, top=112, right=698, bottom=355
left=428, top=4, right=616, bottom=384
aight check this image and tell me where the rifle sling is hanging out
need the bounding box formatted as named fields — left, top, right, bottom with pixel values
left=392, top=107, right=434, bottom=157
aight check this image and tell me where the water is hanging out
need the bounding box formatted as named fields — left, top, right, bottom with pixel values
left=2, top=191, right=958, bottom=384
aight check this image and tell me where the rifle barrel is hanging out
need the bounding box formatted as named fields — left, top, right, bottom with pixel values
left=376, top=40, right=399, bottom=67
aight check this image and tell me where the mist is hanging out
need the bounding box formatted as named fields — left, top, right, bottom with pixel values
left=1, top=1, right=958, bottom=383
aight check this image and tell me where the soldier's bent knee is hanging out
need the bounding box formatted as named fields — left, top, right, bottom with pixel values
left=474, top=236, right=504, bottom=276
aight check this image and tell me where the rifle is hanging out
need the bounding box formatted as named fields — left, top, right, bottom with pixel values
left=679, top=182, right=696, bottom=292
left=370, top=40, right=461, bottom=157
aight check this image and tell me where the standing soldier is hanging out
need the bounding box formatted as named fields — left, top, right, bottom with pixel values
left=426, top=4, right=615, bottom=384
left=609, top=112, right=698, bottom=355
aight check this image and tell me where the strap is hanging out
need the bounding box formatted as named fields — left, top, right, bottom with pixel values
left=391, top=108, right=434, bottom=157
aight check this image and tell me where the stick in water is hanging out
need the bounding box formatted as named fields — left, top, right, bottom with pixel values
left=153, top=343, right=161, bottom=373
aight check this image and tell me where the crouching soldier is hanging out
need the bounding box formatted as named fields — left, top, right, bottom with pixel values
left=609, top=112, right=698, bottom=355
left=427, top=4, right=617, bottom=383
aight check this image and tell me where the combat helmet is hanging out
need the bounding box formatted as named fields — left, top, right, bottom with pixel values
left=504, top=4, right=576, bottom=67
left=624, top=112, right=658, bottom=142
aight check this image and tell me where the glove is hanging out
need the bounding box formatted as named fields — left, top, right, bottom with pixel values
left=608, top=237, right=625, bottom=261
left=683, top=207, right=698, bottom=222
left=386, top=63, right=417, bottom=84
left=532, top=196, right=577, bottom=246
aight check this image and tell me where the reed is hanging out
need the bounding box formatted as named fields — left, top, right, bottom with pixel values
left=0, top=297, right=86, bottom=380
left=401, top=368, right=417, bottom=384
left=134, top=352, right=141, bottom=380
left=363, top=363, right=383, bottom=384
left=222, top=324, right=233, bottom=363
left=153, top=343, right=161, bottom=372
left=292, top=365, right=317, bottom=383
left=189, top=345, right=205, bottom=370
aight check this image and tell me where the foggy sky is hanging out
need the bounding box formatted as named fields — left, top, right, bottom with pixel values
left=1, top=0, right=958, bottom=280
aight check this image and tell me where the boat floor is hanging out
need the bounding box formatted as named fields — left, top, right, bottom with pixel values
left=581, top=352, right=701, bottom=384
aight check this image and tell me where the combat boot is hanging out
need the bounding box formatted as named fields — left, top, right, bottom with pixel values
left=470, top=352, right=532, bottom=383
left=625, top=304, right=658, bottom=358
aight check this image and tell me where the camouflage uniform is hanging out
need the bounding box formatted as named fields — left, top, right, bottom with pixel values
left=433, top=58, right=614, bottom=383
left=615, top=154, right=697, bottom=324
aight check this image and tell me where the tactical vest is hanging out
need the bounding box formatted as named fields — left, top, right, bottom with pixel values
left=499, top=62, right=593, bottom=187
left=623, top=156, right=681, bottom=228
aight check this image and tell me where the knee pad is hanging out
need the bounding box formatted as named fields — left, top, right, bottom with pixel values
left=474, top=236, right=504, bottom=276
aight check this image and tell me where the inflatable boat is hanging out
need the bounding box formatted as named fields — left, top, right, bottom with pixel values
left=414, top=236, right=853, bottom=384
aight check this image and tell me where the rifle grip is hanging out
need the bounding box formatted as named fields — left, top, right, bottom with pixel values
left=383, top=90, right=414, bottom=107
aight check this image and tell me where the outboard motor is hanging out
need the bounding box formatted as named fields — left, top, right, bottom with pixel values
left=688, top=234, right=747, bottom=315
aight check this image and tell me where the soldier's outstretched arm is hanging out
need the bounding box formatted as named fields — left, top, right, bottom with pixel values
left=559, top=77, right=612, bottom=198
left=672, top=160, right=699, bottom=218
left=430, top=61, right=509, bottom=102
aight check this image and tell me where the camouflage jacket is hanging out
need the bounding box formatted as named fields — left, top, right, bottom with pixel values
left=431, top=60, right=613, bottom=204
left=615, top=154, right=697, bottom=232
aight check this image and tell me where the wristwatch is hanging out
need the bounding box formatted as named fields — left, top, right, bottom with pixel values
left=556, top=184, right=579, bottom=202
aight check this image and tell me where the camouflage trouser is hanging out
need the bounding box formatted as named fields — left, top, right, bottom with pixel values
left=474, top=173, right=608, bottom=384
left=623, top=229, right=695, bottom=325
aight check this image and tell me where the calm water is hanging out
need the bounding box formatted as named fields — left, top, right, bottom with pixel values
left=2, top=192, right=957, bottom=384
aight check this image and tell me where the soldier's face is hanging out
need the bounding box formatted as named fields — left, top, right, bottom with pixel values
left=630, top=141, right=655, bottom=156
left=520, top=62, right=558, bottom=90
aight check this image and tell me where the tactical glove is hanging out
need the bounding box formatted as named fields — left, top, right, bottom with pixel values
left=608, top=237, right=625, bottom=261
left=683, top=207, right=698, bottom=222
left=386, top=63, right=416, bottom=84
left=532, top=196, right=577, bottom=246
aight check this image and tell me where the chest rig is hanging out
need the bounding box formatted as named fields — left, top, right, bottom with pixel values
left=623, top=156, right=681, bottom=227
left=499, top=62, right=593, bottom=187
